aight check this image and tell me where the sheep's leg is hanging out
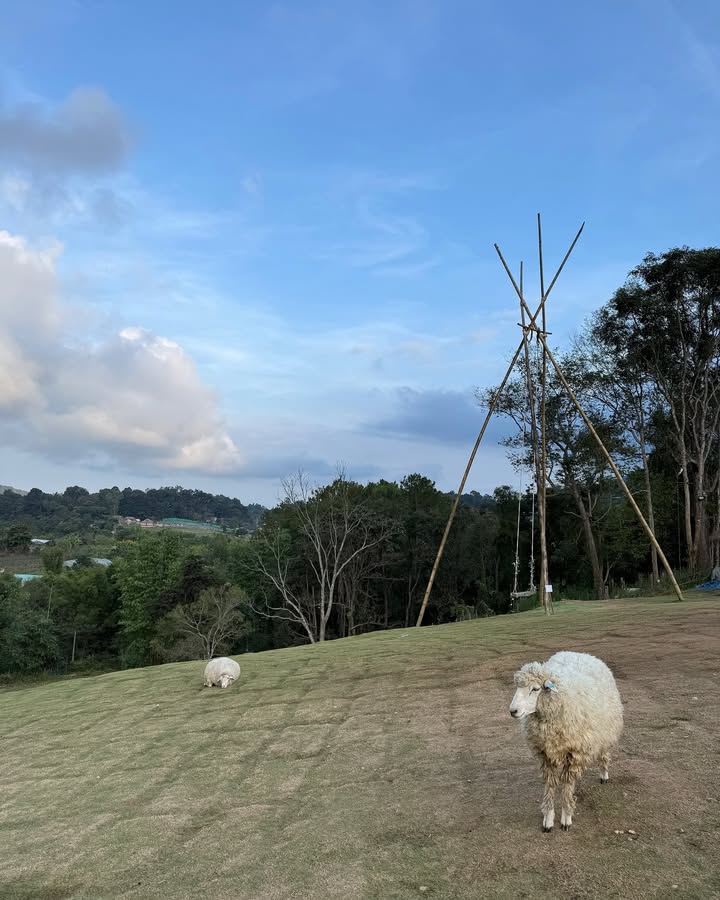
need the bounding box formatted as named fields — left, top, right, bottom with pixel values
left=599, top=752, right=610, bottom=784
left=559, top=756, right=583, bottom=831
left=541, top=763, right=559, bottom=832
left=559, top=776, right=577, bottom=830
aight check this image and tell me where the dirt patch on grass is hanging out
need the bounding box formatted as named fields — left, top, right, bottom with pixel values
left=0, top=598, right=718, bottom=898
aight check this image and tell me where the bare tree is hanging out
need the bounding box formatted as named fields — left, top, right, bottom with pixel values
left=172, top=583, right=246, bottom=659
left=248, top=527, right=320, bottom=642
left=249, top=471, right=393, bottom=642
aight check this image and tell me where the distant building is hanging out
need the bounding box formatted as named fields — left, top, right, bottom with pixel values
left=63, top=558, right=113, bottom=569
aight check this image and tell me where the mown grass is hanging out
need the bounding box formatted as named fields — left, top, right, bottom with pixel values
left=1, top=594, right=719, bottom=899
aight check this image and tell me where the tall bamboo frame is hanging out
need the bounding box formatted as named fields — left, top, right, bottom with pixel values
left=415, top=218, right=683, bottom=627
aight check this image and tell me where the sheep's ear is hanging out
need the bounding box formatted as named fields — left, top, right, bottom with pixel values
left=543, top=680, right=558, bottom=692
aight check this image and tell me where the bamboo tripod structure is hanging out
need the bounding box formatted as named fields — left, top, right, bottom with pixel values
left=415, top=217, right=683, bottom=627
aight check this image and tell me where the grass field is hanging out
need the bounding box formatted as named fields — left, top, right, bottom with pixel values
left=1, top=596, right=719, bottom=899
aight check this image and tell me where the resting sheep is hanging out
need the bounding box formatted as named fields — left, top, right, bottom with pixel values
left=509, top=650, right=623, bottom=832
left=203, top=656, right=240, bottom=689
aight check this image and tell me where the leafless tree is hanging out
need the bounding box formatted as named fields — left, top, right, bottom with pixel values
left=249, top=471, right=393, bottom=642
left=172, top=583, right=246, bottom=659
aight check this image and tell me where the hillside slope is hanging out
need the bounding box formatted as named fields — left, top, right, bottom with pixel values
left=1, top=597, right=719, bottom=900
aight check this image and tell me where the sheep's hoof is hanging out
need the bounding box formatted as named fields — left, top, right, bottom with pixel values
left=561, top=823, right=571, bottom=832
left=542, top=826, right=553, bottom=833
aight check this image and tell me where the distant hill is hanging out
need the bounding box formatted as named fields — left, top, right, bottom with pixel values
left=0, top=485, right=266, bottom=537
left=0, top=485, right=27, bottom=496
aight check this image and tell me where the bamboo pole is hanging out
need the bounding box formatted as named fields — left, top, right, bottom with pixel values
left=414, top=342, right=524, bottom=626
left=537, top=214, right=551, bottom=614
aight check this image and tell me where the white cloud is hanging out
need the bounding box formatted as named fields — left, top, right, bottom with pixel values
left=0, top=230, right=243, bottom=475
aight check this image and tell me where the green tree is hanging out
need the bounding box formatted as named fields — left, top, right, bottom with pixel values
left=115, top=531, right=183, bottom=666
left=6, top=524, right=32, bottom=552
left=41, top=545, right=64, bottom=575
left=0, top=575, right=61, bottom=675
left=595, top=247, right=720, bottom=573
left=485, top=352, right=630, bottom=600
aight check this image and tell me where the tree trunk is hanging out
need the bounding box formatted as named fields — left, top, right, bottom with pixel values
left=693, top=455, right=709, bottom=572
left=639, top=438, right=660, bottom=584
left=404, top=570, right=414, bottom=627
left=680, top=456, right=695, bottom=574
left=569, top=480, right=604, bottom=600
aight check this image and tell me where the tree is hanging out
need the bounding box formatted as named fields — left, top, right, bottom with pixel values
left=48, top=567, right=120, bottom=664
left=41, top=545, right=64, bottom=576
left=580, top=325, right=662, bottom=583
left=115, top=531, right=183, bottom=666
left=249, top=472, right=393, bottom=643
left=168, top=583, right=247, bottom=659
left=6, top=524, right=32, bottom=553
left=484, top=351, right=629, bottom=599
left=0, top=575, right=61, bottom=675
left=596, top=248, right=720, bottom=573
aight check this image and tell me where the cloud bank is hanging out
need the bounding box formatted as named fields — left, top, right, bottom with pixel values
left=0, top=230, right=242, bottom=475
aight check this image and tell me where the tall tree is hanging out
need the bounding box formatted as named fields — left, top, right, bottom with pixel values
left=580, top=325, right=662, bottom=583
left=595, top=248, right=720, bottom=573
left=115, top=531, right=183, bottom=666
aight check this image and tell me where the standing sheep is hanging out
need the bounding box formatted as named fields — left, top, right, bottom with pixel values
left=509, top=650, right=623, bottom=832
left=203, top=657, right=240, bottom=689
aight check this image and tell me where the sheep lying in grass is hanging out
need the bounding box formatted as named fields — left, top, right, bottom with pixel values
left=203, top=657, right=240, bottom=689
left=509, top=651, right=623, bottom=832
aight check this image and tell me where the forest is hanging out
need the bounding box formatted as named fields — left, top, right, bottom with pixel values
left=0, top=485, right=266, bottom=536
left=0, top=246, right=717, bottom=680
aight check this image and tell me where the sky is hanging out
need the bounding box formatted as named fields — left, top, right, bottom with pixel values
left=0, top=0, right=718, bottom=507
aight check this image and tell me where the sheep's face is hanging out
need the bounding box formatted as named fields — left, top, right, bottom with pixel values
left=218, top=674, right=234, bottom=688
left=509, top=663, right=557, bottom=718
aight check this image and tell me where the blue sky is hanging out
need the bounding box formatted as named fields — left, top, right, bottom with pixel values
left=0, top=0, right=718, bottom=506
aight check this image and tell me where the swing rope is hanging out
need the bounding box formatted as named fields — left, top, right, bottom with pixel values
left=512, top=460, right=523, bottom=599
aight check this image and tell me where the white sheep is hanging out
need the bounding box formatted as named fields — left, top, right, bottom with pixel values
left=203, top=656, right=240, bottom=689
left=509, top=650, right=623, bottom=832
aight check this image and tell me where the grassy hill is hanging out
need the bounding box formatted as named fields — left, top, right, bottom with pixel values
left=1, top=596, right=719, bottom=899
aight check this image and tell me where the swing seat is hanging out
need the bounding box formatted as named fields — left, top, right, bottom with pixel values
left=511, top=588, right=537, bottom=599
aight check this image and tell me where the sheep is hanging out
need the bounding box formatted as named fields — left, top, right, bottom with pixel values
left=203, top=656, right=240, bottom=689
left=509, top=650, right=623, bottom=832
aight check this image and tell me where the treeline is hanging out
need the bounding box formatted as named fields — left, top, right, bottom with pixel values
left=0, top=485, right=266, bottom=538
left=0, top=459, right=682, bottom=679
left=0, top=478, right=528, bottom=677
